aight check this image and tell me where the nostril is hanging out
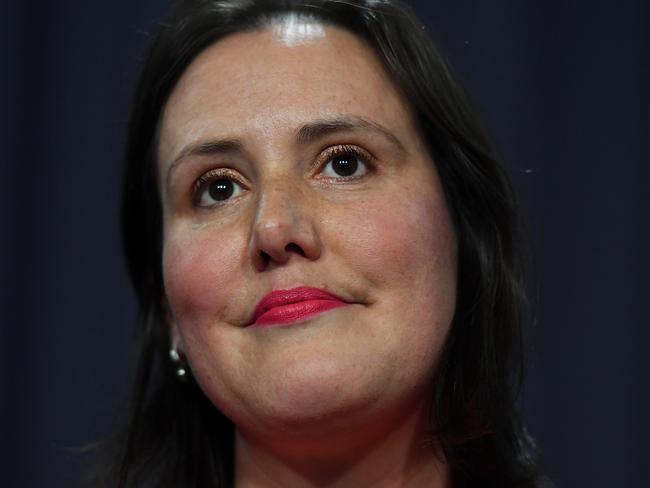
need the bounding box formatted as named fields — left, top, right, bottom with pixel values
left=285, top=243, right=305, bottom=256
left=260, top=250, right=272, bottom=264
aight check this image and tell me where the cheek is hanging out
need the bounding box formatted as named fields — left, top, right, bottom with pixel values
left=334, top=189, right=456, bottom=297
left=329, top=179, right=457, bottom=367
left=162, top=224, right=244, bottom=325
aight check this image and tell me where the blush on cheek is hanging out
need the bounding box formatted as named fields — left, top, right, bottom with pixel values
left=347, top=194, right=453, bottom=277
left=162, top=228, right=243, bottom=324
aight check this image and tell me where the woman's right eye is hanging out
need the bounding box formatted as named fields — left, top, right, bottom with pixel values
left=194, top=171, right=246, bottom=208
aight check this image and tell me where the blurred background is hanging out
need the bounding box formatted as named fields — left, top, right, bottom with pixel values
left=1, top=0, right=647, bottom=486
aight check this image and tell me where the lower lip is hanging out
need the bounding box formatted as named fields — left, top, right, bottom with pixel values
left=253, top=299, right=348, bottom=327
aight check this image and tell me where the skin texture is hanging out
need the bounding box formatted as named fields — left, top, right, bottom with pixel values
left=158, top=19, right=457, bottom=487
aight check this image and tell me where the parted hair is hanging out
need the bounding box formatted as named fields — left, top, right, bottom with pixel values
left=88, top=0, right=542, bottom=486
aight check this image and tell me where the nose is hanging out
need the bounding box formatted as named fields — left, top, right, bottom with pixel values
left=249, top=182, right=322, bottom=271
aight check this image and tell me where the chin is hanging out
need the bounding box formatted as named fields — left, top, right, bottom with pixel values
left=244, top=364, right=386, bottom=436
left=258, top=395, right=380, bottom=440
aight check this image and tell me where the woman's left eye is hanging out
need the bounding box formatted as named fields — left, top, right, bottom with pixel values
left=320, top=150, right=370, bottom=179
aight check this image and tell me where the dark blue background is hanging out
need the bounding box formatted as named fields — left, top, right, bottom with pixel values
left=2, top=1, right=647, bottom=486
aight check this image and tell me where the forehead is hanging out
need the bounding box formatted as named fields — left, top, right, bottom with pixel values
left=158, top=20, right=417, bottom=164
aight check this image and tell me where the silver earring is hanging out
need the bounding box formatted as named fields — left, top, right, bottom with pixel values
left=169, top=347, right=188, bottom=380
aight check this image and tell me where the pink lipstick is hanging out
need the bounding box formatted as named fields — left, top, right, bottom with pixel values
left=251, top=286, right=349, bottom=327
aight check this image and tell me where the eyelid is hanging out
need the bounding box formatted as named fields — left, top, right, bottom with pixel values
left=192, top=167, right=249, bottom=206
left=314, top=144, right=376, bottom=178
left=189, top=145, right=374, bottom=207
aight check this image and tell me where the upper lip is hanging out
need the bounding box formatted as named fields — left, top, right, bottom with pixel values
left=250, top=286, right=348, bottom=325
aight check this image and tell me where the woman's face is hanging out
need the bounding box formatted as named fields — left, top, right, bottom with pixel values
left=158, top=20, right=457, bottom=438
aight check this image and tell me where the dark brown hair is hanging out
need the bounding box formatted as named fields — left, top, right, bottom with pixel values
left=90, top=0, right=542, bottom=486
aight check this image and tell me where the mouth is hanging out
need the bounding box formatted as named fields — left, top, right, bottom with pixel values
left=249, top=286, right=350, bottom=327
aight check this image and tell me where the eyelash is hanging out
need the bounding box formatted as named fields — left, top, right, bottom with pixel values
left=192, top=167, right=246, bottom=207
left=316, top=144, right=375, bottom=181
left=191, top=144, right=376, bottom=208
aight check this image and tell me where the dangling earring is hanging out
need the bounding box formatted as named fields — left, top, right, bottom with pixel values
left=169, top=347, right=188, bottom=380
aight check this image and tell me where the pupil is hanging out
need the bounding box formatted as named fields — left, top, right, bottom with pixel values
left=208, top=179, right=234, bottom=201
left=332, top=154, right=358, bottom=176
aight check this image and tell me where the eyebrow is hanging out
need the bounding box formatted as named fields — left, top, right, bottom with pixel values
left=166, top=115, right=406, bottom=188
left=295, top=116, right=406, bottom=151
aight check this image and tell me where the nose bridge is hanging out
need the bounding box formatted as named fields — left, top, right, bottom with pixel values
left=250, top=171, right=321, bottom=270
left=255, top=173, right=299, bottom=229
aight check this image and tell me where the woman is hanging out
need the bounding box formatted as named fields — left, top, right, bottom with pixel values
left=91, top=0, right=543, bottom=486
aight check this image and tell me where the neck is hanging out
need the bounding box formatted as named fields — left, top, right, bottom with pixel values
left=233, top=399, right=450, bottom=488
